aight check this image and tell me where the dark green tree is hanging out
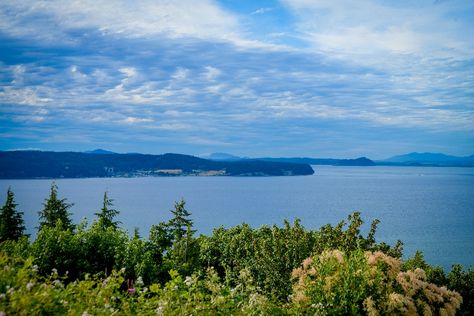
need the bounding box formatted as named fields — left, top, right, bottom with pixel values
left=168, top=199, right=194, bottom=241
left=162, top=200, right=199, bottom=276
left=38, top=182, right=74, bottom=231
left=94, top=191, right=120, bottom=230
left=0, top=188, right=26, bottom=242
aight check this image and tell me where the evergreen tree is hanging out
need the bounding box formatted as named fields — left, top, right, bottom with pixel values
left=167, top=199, right=194, bottom=241
left=94, top=191, right=120, bottom=230
left=38, top=182, right=74, bottom=231
left=165, top=200, right=198, bottom=275
left=0, top=188, right=26, bottom=242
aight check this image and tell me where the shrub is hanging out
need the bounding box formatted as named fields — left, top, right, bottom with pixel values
left=290, top=250, right=462, bottom=315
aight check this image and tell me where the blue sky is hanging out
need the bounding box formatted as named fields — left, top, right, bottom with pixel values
left=0, top=0, right=473, bottom=159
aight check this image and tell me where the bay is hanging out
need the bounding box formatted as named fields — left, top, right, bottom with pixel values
left=1, top=165, right=473, bottom=270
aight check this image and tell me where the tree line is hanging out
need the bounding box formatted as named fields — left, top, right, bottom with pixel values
left=0, top=183, right=472, bottom=315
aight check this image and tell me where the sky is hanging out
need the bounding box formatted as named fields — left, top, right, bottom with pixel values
left=0, top=0, right=473, bottom=159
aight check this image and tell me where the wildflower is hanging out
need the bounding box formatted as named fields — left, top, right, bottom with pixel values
left=185, top=276, right=193, bottom=286
left=53, top=279, right=63, bottom=287
left=156, top=304, right=164, bottom=315
left=128, top=287, right=136, bottom=295
left=136, top=276, right=144, bottom=286
left=51, top=268, right=58, bottom=274
left=120, top=267, right=126, bottom=273
left=363, top=297, right=379, bottom=316
left=82, top=311, right=91, bottom=316
left=331, top=249, right=344, bottom=264
left=156, top=302, right=166, bottom=315
left=302, top=257, right=313, bottom=269
left=26, top=282, right=34, bottom=291
left=0, top=294, right=5, bottom=299
left=0, top=311, right=6, bottom=316
left=32, top=265, right=38, bottom=272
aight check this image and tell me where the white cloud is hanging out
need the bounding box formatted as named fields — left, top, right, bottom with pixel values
left=0, top=87, right=52, bottom=106
left=251, top=7, right=274, bottom=15
left=282, top=0, right=474, bottom=59
left=120, top=116, right=153, bottom=124
left=119, top=67, right=137, bottom=78
left=171, top=67, right=189, bottom=81
left=0, top=0, right=248, bottom=46
left=155, top=123, right=193, bottom=131
left=12, top=65, right=26, bottom=85
left=203, top=66, right=221, bottom=81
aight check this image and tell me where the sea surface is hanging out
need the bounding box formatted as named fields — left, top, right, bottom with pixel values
left=1, top=166, right=473, bottom=270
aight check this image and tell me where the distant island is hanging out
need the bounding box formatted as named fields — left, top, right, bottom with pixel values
left=203, top=152, right=474, bottom=167
left=259, top=157, right=376, bottom=166
left=377, top=152, right=474, bottom=167
left=0, top=150, right=314, bottom=179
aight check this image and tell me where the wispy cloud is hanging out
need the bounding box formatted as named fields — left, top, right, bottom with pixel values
left=282, top=0, right=474, bottom=59
left=0, top=0, right=473, bottom=157
left=251, top=7, right=274, bottom=15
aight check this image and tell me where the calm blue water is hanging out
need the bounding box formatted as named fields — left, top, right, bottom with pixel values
left=1, top=166, right=473, bottom=270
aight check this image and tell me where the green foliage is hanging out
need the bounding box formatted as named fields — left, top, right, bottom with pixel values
left=314, top=212, right=403, bottom=258
left=447, top=264, right=474, bottom=316
left=0, top=252, right=128, bottom=315
left=0, top=236, right=30, bottom=260
left=38, top=182, right=74, bottom=231
left=94, top=191, right=120, bottom=230
left=198, top=213, right=405, bottom=302
left=166, top=223, right=201, bottom=277
left=0, top=188, right=26, bottom=242
left=1, top=189, right=471, bottom=315
left=31, top=221, right=79, bottom=278
left=290, top=250, right=462, bottom=315
left=168, top=199, right=194, bottom=241
left=75, top=220, right=128, bottom=278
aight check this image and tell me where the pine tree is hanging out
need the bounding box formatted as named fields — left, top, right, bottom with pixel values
left=0, top=188, right=26, bottom=242
left=94, top=191, right=120, bottom=230
left=168, top=199, right=194, bottom=241
left=38, top=182, right=74, bottom=230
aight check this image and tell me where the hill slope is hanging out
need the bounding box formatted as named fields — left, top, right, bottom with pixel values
left=0, top=151, right=314, bottom=178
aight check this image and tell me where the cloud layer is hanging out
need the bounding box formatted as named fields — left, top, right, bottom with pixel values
left=1, top=0, right=473, bottom=158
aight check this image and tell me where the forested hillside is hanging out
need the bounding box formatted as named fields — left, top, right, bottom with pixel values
left=0, top=151, right=314, bottom=178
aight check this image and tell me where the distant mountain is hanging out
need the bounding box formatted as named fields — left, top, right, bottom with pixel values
left=0, top=151, right=314, bottom=179
left=199, top=153, right=244, bottom=161
left=260, top=157, right=376, bottom=166
left=84, top=149, right=117, bottom=155
left=380, top=152, right=474, bottom=167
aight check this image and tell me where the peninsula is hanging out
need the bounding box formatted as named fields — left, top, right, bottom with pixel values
left=0, top=150, right=314, bottom=179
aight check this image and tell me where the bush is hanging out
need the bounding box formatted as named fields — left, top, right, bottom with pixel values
left=290, top=250, right=462, bottom=315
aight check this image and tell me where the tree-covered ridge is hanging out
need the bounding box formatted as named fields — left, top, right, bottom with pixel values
left=0, top=151, right=314, bottom=178
left=0, top=184, right=472, bottom=315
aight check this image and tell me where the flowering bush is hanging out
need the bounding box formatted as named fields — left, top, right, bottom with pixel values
left=290, top=250, right=462, bottom=315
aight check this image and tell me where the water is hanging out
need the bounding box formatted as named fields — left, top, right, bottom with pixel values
left=1, top=166, right=473, bottom=270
